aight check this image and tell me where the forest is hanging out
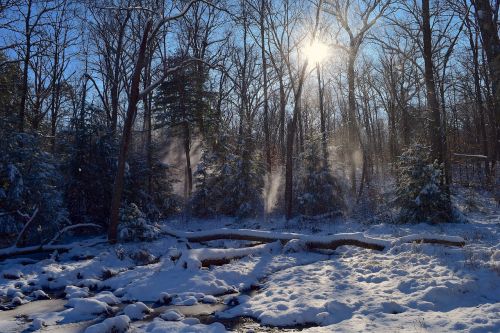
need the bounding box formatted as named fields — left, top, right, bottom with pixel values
left=0, top=0, right=499, bottom=332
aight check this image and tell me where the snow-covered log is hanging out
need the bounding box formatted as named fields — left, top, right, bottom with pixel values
left=180, top=242, right=282, bottom=268
left=163, top=227, right=392, bottom=251
left=164, top=227, right=465, bottom=255
left=393, top=234, right=465, bottom=247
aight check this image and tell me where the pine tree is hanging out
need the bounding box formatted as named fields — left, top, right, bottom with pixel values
left=294, top=140, right=345, bottom=217
left=395, top=144, right=451, bottom=223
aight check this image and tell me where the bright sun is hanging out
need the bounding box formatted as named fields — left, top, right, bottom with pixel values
left=303, top=40, right=329, bottom=64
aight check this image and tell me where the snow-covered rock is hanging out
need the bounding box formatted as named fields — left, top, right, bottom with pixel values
left=30, top=318, right=46, bottom=330
left=32, top=290, right=50, bottom=300
left=123, top=302, right=152, bottom=320
left=84, top=315, right=130, bottom=333
left=160, top=310, right=184, bottom=321
left=92, top=291, right=120, bottom=305
left=64, top=285, right=89, bottom=299
left=66, top=298, right=110, bottom=316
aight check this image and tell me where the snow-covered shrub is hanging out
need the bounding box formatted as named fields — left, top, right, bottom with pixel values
left=293, top=140, right=345, bottom=217
left=118, top=203, right=160, bottom=242
left=0, top=132, right=68, bottom=244
left=191, top=139, right=264, bottom=218
left=395, top=144, right=451, bottom=223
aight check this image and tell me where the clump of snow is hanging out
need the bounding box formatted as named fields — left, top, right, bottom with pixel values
left=32, top=290, right=50, bottom=300
left=12, top=296, right=24, bottom=305
left=30, top=318, right=46, bottom=330
left=157, top=292, right=172, bottom=304
left=92, top=291, right=120, bottom=305
left=123, top=302, right=152, bottom=320
left=84, top=315, right=130, bottom=333
left=64, top=285, right=89, bottom=299
left=136, top=317, right=226, bottom=333
left=202, top=295, right=217, bottom=304
left=65, top=298, right=111, bottom=319
left=172, top=295, right=198, bottom=306
left=77, top=278, right=102, bottom=290
left=283, top=239, right=308, bottom=253
left=160, top=310, right=184, bottom=321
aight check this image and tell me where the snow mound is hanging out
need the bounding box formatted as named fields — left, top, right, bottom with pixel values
left=65, top=285, right=89, bottom=299
left=161, top=310, right=184, bottom=321
left=124, top=302, right=152, bottom=320
left=92, top=291, right=120, bottom=305
left=30, top=318, right=46, bottom=330
left=66, top=298, right=110, bottom=315
left=32, top=290, right=50, bottom=300
left=84, top=315, right=130, bottom=333
left=138, top=317, right=226, bottom=332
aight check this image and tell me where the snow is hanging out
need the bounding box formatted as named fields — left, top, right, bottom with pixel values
left=91, top=291, right=120, bottom=305
left=161, top=310, right=184, bottom=321
left=84, top=315, right=130, bottom=333
left=133, top=317, right=227, bottom=332
left=0, top=188, right=498, bottom=332
left=65, top=297, right=110, bottom=318
left=65, top=285, right=89, bottom=299
left=123, top=302, right=152, bottom=320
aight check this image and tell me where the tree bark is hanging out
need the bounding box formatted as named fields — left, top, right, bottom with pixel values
left=260, top=0, right=272, bottom=174
left=108, top=20, right=153, bottom=243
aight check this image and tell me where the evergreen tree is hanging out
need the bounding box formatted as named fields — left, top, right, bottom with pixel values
left=395, top=144, right=451, bottom=223
left=0, top=132, right=68, bottom=245
left=294, top=140, right=345, bottom=217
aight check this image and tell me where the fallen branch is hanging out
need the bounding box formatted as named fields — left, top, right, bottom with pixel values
left=14, top=207, right=39, bottom=247
left=0, top=238, right=106, bottom=260
left=49, top=223, right=102, bottom=245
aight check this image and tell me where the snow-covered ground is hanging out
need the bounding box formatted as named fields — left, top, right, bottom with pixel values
left=0, top=188, right=498, bottom=332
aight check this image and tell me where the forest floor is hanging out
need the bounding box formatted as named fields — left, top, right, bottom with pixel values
left=0, top=187, right=498, bottom=332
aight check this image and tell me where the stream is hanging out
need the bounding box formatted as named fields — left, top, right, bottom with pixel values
left=0, top=289, right=306, bottom=332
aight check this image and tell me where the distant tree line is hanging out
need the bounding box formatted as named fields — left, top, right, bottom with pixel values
left=0, top=0, right=498, bottom=245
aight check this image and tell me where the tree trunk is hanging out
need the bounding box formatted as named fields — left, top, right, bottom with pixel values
left=473, top=0, right=500, bottom=173
left=317, top=64, right=328, bottom=164
left=19, top=0, right=32, bottom=132
left=347, top=52, right=359, bottom=192
left=421, top=0, right=450, bottom=206
left=108, top=21, right=152, bottom=243
left=260, top=0, right=272, bottom=174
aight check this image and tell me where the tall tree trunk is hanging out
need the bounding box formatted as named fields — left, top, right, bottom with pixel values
left=19, top=0, right=33, bottom=132
left=108, top=21, right=152, bottom=243
left=422, top=0, right=450, bottom=203
left=317, top=64, right=328, bottom=164
left=347, top=52, right=359, bottom=192
left=473, top=0, right=500, bottom=173
left=260, top=0, right=272, bottom=174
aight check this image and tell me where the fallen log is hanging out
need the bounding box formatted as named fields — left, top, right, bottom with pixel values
left=180, top=242, right=282, bottom=268
left=162, top=227, right=391, bottom=251
left=393, top=234, right=465, bottom=247
left=164, top=227, right=466, bottom=268
left=0, top=238, right=106, bottom=260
